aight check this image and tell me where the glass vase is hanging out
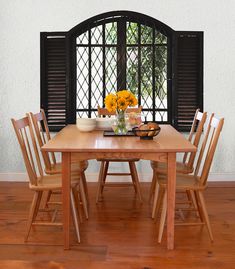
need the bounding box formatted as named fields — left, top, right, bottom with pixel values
left=112, top=110, right=128, bottom=135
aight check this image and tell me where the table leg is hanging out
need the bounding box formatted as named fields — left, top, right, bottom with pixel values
left=167, top=152, right=176, bottom=250
left=62, top=152, right=71, bottom=250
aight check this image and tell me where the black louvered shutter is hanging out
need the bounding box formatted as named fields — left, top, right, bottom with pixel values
left=173, top=31, right=203, bottom=131
left=40, top=32, right=68, bottom=132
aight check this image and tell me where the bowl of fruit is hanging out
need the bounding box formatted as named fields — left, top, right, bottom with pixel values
left=132, top=122, right=161, bottom=140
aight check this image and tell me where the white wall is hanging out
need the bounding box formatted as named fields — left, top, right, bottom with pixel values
left=0, top=0, right=235, bottom=180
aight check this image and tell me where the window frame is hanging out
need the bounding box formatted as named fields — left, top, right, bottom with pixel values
left=40, top=11, right=203, bottom=132
left=67, top=11, right=174, bottom=124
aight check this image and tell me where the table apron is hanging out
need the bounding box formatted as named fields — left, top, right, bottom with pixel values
left=70, top=152, right=168, bottom=162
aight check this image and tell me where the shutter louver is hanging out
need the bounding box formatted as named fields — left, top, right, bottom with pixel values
left=174, top=32, right=203, bottom=132
left=41, top=32, right=67, bottom=132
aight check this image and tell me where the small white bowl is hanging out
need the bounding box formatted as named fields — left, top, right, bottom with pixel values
left=76, top=117, right=96, bottom=126
left=77, top=124, right=96, bottom=132
left=96, top=117, right=114, bottom=130
left=76, top=117, right=96, bottom=132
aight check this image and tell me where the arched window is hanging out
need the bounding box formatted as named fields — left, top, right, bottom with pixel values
left=41, top=11, right=203, bottom=132
left=70, top=12, right=172, bottom=123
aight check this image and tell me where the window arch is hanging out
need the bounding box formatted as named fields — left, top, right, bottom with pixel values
left=68, top=11, right=173, bottom=123
left=41, top=11, right=203, bottom=132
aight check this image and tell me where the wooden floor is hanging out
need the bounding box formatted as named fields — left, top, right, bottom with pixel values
left=0, top=181, right=235, bottom=269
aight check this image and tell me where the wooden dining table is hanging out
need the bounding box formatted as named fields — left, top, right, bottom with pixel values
left=41, top=124, right=196, bottom=250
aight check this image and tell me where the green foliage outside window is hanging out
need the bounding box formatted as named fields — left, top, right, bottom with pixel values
left=105, top=21, right=167, bottom=101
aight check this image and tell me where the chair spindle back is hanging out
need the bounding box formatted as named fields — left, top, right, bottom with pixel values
left=30, top=109, right=56, bottom=171
left=182, top=109, right=207, bottom=171
left=194, top=115, right=224, bottom=186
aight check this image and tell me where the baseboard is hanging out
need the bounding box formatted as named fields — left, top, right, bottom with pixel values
left=0, top=172, right=152, bottom=182
left=0, top=172, right=235, bottom=183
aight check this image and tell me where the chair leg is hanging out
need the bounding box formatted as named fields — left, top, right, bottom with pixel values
left=188, top=190, right=200, bottom=217
left=32, top=191, right=43, bottom=221
left=101, top=161, right=109, bottom=194
left=70, top=189, right=80, bottom=243
left=129, top=163, right=137, bottom=194
left=197, top=191, right=214, bottom=242
left=151, top=181, right=159, bottom=218
left=25, top=191, right=41, bottom=242
left=81, top=172, right=89, bottom=205
left=79, top=179, right=89, bottom=219
left=129, top=161, right=142, bottom=203
left=72, top=187, right=83, bottom=223
left=158, top=190, right=167, bottom=243
left=186, top=190, right=192, bottom=204
left=42, top=190, right=52, bottom=209
left=194, top=190, right=205, bottom=222
left=154, top=189, right=165, bottom=222
left=96, top=161, right=105, bottom=203
left=149, top=168, right=157, bottom=202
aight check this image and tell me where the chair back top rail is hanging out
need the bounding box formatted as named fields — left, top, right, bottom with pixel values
left=194, top=114, right=224, bottom=186
left=187, top=109, right=200, bottom=144
left=98, top=105, right=142, bottom=117
left=11, top=116, right=44, bottom=185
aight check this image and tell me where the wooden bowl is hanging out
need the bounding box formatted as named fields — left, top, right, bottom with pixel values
left=132, top=123, right=161, bottom=140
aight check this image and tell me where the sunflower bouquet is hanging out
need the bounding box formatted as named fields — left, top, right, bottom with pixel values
left=104, top=90, right=138, bottom=113
left=104, top=90, right=138, bottom=134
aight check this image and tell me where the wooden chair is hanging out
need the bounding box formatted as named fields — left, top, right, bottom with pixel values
left=29, top=109, right=89, bottom=219
left=154, top=115, right=224, bottom=243
left=150, top=109, right=207, bottom=210
left=11, top=116, right=82, bottom=242
left=96, top=106, right=143, bottom=203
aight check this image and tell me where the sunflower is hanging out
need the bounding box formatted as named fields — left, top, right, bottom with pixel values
left=105, top=94, right=117, bottom=112
left=128, top=95, right=138, bottom=107
left=117, top=97, right=128, bottom=111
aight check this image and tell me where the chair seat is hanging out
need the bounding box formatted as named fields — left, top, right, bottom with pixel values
left=151, top=160, right=193, bottom=174
left=45, top=160, right=88, bottom=175
left=29, top=173, right=80, bottom=191
left=44, top=160, right=89, bottom=220
left=157, top=173, right=205, bottom=191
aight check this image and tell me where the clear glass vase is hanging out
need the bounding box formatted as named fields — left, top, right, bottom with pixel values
left=112, top=110, right=128, bottom=135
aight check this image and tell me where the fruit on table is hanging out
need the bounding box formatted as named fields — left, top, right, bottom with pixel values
left=148, top=128, right=156, bottom=136
left=147, top=122, right=159, bottom=129
left=135, top=122, right=160, bottom=137
left=138, top=124, right=149, bottom=136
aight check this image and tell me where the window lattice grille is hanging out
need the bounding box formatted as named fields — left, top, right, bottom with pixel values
left=76, top=18, right=168, bottom=122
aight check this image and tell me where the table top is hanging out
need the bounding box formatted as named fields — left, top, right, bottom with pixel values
left=42, top=124, right=196, bottom=154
